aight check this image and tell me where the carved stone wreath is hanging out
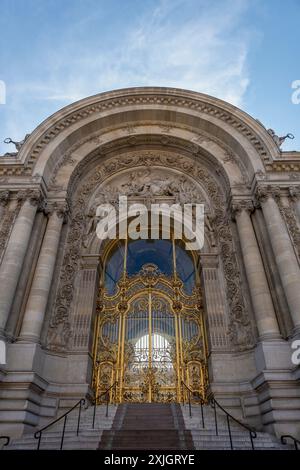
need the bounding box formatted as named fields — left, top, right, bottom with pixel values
left=47, top=151, right=254, bottom=352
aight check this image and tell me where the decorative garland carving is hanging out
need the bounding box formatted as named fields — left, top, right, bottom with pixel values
left=47, top=150, right=254, bottom=352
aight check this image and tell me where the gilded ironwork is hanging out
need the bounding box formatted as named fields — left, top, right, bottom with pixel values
left=93, top=262, right=208, bottom=404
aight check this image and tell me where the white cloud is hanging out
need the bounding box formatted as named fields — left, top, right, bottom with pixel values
left=25, top=0, right=253, bottom=106
left=0, top=0, right=254, bottom=153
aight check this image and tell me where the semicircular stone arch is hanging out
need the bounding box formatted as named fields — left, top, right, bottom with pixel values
left=44, top=140, right=255, bottom=355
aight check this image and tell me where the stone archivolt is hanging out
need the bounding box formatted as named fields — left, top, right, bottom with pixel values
left=0, top=90, right=275, bottom=179
left=49, top=125, right=249, bottom=190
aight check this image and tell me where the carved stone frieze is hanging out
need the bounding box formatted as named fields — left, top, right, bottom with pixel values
left=47, top=150, right=254, bottom=352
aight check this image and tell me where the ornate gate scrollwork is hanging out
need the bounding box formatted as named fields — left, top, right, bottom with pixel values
left=93, top=262, right=208, bottom=403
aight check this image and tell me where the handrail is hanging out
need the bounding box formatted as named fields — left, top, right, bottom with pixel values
left=281, top=434, right=300, bottom=450
left=181, top=385, right=257, bottom=450
left=92, top=381, right=118, bottom=429
left=0, top=436, right=10, bottom=447
left=34, top=398, right=85, bottom=450
left=209, top=394, right=257, bottom=450
left=181, top=381, right=205, bottom=428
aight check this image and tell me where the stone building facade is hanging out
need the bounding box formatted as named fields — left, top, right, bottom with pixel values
left=0, top=87, right=299, bottom=439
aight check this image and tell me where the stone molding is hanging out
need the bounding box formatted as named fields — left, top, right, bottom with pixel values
left=49, top=126, right=249, bottom=189
left=0, top=90, right=272, bottom=177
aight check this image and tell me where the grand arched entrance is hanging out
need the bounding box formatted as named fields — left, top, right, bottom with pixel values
left=93, top=238, right=208, bottom=403
left=1, top=87, right=299, bottom=439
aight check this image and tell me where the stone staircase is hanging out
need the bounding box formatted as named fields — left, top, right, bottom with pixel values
left=98, top=403, right=194, bottom=450
left=4, top=402, right=292, bottom=450
left=6, top=405, right=117, bottom=450
left=181, top=404, right=290, bottom=450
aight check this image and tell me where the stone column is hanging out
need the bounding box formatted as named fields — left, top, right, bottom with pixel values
left=289, top=186, right=300, bottom=222
left=232, top=200, right=280, bottom=340
left=18, top=203, right=67, bottom=343
left=256, top=186, right=300, bottom=334
left=0, top=190, right=9, bottom=226
left=0, top=190, right=41, bottom=336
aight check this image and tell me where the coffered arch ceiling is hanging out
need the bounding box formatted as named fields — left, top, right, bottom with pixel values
left=5, top=87, right=279, bottom=193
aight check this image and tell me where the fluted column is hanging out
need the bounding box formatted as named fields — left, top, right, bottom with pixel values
left=289, top=186, right=300, bottom=222
left=0, top=190, right=42, bottom=336
left=232, top=200, right=280, bottom=340
left=0, top=190, right=9, bottom=225
left=256, top=186, right=300, bottom=334
left=18, top=203, right=67, bottom=343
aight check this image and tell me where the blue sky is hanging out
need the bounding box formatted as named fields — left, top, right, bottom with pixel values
left=0, top=0, right=299, bottom=154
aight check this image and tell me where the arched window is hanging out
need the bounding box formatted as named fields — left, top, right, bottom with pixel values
left=104, top=239, right=196, bottom=295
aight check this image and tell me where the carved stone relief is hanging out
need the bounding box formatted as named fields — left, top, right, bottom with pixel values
left=47, top=151, right=254, bottom=352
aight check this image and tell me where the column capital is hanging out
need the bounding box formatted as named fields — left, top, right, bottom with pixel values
left=0, top=190, right=9, bottom=207
left=255, top=185, right=281, bottom=206
left=289, top=186, right=300, bottom=201
left=231, top=199, right=253, bottom=220
left=45, top=201, right=69, bottom=222
left=16, top=189, right=43, bottom=207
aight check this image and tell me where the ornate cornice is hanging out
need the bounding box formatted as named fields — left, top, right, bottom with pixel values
left=0, top=92, right=271, bottom=177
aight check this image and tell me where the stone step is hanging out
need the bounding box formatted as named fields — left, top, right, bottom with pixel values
left=6, top=403, right=293, bottom=451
